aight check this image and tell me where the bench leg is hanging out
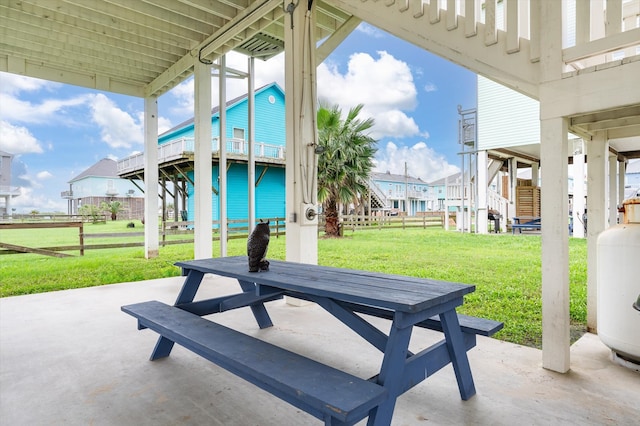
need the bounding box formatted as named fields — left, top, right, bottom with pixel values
left=440, top=310, right=476, bottom=400
left=150, top=336, right=175, bottom=360
left=150, top=269, right=205, bottom=360
left=238, top=280, right=274, bottom=329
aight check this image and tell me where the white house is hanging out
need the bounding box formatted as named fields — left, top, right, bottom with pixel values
left=62, top=158, right=144, bottom=219
left=0, top=150, right=20, bottom=218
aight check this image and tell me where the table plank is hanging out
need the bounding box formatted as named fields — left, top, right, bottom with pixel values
left=175, top=256, right=474, bottom=313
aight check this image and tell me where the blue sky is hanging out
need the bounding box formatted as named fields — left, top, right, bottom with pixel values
left=0, top=23, right=476, bottom=213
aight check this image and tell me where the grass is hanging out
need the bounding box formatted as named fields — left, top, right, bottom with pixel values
left=0, top=221, right=587, bottom=349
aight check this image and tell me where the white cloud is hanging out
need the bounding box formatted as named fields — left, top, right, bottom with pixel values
left=253, top=53, right=285, bottom=88
left=88, top=93, right=143, bottom=149
left=36, top=170, right=53, bottom=180
left=11, top=186, right=66, bottom=213
left=317, top=51, right=420, bottom=140
left=0, top=72, right=58, bottom=95
left=166, top=79, right=195, bottom=118
left=424, top=82, right=437, bottom=93
left=369, top=110, right=420, bottom=139
left=0, top=120, right=43, bottom=154
left=356, top=23, right=385, bottom=38
left=0, top=92, right=89, bottom=125
left=0, top=73, right=89, bottom=125
left=375, top=141, right=459, bottom=183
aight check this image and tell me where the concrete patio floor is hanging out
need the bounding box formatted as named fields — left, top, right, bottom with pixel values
left=1, top=275, right=638, bottom=426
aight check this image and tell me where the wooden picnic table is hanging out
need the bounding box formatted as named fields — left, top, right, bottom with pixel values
left=122, top=256, right=502, bottom=425
left=511, top=216, right=541, bottom=234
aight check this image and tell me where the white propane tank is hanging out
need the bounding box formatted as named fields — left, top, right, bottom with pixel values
left=597, top=197, right=640, bottom=367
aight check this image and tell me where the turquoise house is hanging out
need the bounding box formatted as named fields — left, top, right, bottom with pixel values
left=118, top=83, right=286, bottom=226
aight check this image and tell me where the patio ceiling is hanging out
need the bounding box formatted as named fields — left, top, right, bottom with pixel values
left=0, top=0, right=352, bottom=98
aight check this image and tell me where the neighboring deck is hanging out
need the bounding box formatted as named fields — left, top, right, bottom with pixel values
left=1, top=275, right=638, bottom=425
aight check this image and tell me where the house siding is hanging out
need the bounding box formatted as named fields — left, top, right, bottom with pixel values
left=230, top=87, right=286, bottom=147
left=158, top=85, right=286, bottom=148
left=477, top=76, right=540, bottom=150
left=185, top=164, right=285, bottom=226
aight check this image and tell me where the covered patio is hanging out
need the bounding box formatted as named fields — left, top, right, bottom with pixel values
left=1, top=1, right=639, bottom=422
left=1, top=275, right=638, bottom=425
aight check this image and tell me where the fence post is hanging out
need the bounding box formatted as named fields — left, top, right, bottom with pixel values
left=79, top=222, right=84, bottom=256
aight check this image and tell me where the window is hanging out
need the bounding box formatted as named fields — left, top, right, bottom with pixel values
left=233, top=128, right=245, bottom=140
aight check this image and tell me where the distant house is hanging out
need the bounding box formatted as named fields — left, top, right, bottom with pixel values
left=62, top=158, right=144, bottom=219
left=369, top=171, right=430, bottom=215
left=118, top=82, right=286, bottom=225
left=625, top=159, right=640, bottom=199
left=0, top=150, right=20, bottom=218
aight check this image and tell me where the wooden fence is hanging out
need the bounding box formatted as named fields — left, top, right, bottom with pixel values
left=5, top=213, right=108, bottom=223
left=0, top=218, right=286, bottom=257
left=0, top=222, right=84, bottom=257
left=320, top=213, right=445, bottom=234
left=1, top=213, right=445, bottom=257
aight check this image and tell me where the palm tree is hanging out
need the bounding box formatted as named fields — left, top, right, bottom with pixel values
left=317, top=103, right=377, bottom=237
left=101, top=200, right=124, bottom=221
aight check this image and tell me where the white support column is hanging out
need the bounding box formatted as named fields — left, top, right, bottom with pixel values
left=477, top=150, right=488, bottom=234
left=586, top=133, right=608, bottom=332
left=540, top=117, right=570, bottom=373
left=219, top=55, right=228, bottom=257
left=284, top=0, right=319, bottom=264
left=193, top=59, right=213, bottom=260
left=539, top=0, right=570, bottom=373
left=509, top=157, right=518, bottom=220
left=573, top=143, right=586, bottom=238
left=618, top=160, right=626, bottom=223
left=608, top=153, right=617, bottom=226
left=143, top=96, right=159, bottom=259
left=531, top=162, right=540, bottom=187
left=247, top=56, right=256, bottom=234
left=444, top=176, right=450, bottom=231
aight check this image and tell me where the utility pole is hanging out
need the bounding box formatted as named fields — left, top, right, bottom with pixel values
left=404, top=162, right=409, bottom=215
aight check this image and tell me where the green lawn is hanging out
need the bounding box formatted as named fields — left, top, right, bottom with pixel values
left=0, top=222, right=587, bottom=349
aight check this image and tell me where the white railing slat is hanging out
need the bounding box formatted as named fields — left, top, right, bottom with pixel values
left=446, top=0, right=458, bottom=30
left=464, top=0, right=478, bottom=37
left=484, top=0, right=498, bottom=46
left=506, top=0, right=520, bottom=53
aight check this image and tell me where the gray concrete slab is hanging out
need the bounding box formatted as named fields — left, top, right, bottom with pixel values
left=1, top=275, right=638, bottom=426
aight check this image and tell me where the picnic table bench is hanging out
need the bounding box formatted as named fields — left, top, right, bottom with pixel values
left=122, top=256, right=503, bottom=426
left=511, top=216, right=541, bottom=234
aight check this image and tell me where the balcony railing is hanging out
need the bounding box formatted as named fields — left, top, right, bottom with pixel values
left=0, top=186, right=21, bottom=196
left=117, top=137, right=285, bottom=175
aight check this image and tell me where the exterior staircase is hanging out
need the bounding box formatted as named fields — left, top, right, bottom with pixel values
left=367, top=178, right=389, bottom=211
